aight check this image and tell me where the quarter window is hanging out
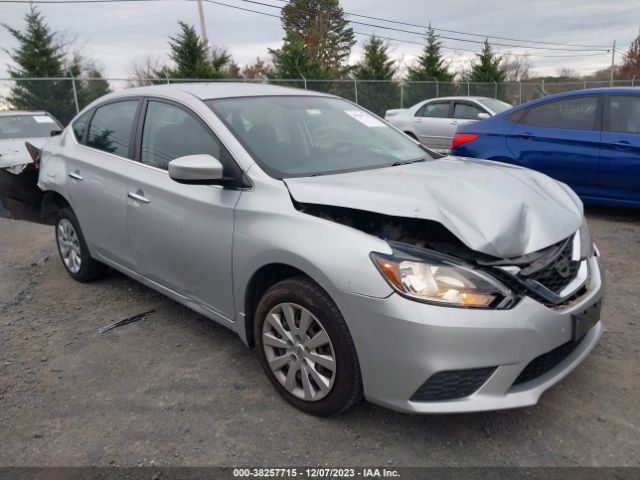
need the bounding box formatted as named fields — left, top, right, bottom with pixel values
left=416, top=102, right=450, bottom=118
left=87, top=100, right=139, bottom=158
left=607, top=95, right=640, bottom=133
left=141, top=101, right=236, bottom=174
left=522, top=96, right=598, bottom=130
left=454, top=103, right=485, bottom=120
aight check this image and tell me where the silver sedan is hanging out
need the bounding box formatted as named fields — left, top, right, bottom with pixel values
left=14, top=84, right=603, bottom=415
left=385, top=96, right=512, bottom=152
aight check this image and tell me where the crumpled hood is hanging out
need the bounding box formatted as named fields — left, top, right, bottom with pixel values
left=0, top=137, right=48, bottom=169
left=284, top=156, right=584, bottom=258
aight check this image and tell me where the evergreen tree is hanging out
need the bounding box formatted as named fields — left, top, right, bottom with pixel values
left=270, top=0, right=355, bottom=79
left=3, top=7, right=76, bottom=123
left=157, top=22, right=230, bottom=79
left=620, top=29, right=640, bottom=79
left=406, top=25, right=453, bottom=82
left=353, top=36, right=399, bottom=116
left=354, top=36, right=396, bottom=80
left=466, top=39, right=506, bottom=98
left=404, top=24, right=454, bottom=105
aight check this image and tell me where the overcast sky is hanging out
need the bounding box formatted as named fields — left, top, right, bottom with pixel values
left=0, top=0, right=638, bottom=83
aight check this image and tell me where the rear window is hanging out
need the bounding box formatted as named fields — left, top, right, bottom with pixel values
left=521, top=96, right=599, bottom=130
left=0, top=114, right=60, bottom=140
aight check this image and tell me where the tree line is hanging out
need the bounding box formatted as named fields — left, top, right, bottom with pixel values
left=4, top=1, right=640, bottom=122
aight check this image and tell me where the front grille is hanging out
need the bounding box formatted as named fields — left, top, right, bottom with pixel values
left=411, top=367, right=496, bottom=402
left=512, top=337, right=584, bottom=386
left=525, top=239, right=579, bottom=294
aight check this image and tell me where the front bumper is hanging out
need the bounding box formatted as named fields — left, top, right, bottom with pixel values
left=340, top=255, right=604, bottom=413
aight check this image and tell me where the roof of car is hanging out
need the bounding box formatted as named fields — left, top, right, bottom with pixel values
left=119, top=82, right=330, bottom=100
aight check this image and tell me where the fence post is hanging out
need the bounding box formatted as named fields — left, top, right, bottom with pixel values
left=354, top=78, right=358, bottom=104
left=301, top=74, right=307, bottom=90
left=68, top=70, right=79, bottom=114
left=467, top=81, right=470, bottom=96
left=435, top=79, right=439, bottom=98
left=493, top=81, right=498, bottom=99
left=519, top=81, right=522, bottom=104
left=633, top=77, right=635, bottom=87
left=400, top=83, right=404, bottom=108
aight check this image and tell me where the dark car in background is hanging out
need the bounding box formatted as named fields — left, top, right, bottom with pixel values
left=450, top=88, right=640, bottom=207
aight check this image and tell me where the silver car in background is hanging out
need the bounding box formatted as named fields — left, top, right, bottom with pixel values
left=385, top=96, right=512, bottom=152
left=19, top=84, right=603, bottom=416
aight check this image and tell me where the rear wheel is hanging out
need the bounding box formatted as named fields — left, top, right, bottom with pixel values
left=55, top=207, right=107, bottom=282
left=254, top=276, right=362, bottom=416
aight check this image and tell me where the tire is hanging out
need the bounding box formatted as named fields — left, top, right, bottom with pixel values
left=55, top=207, right=107, bottom=282
left=254, top=276, right=363, bottom=416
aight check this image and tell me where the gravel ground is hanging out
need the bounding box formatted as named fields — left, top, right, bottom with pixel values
left=0, top=206, right=638, bottom=467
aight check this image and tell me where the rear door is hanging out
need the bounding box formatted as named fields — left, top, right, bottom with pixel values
left=63, top=99, right=140, bottom=269
left=412, top=100, right=452, bottom=151
left=125, top=98, right=242, bottom=320
left=598, top=94, right=640, bottom=202
left=505, top=95, right=602, bottom=197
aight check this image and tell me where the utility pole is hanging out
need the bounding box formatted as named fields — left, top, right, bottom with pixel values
left=610, top=40, right=616, bottom=87
left=197, top=0, right=209, bottom=48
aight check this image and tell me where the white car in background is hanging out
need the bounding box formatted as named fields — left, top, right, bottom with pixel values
left=0, top=111, right=62, bottom=219
left=385, top=97, right=513, bottom=153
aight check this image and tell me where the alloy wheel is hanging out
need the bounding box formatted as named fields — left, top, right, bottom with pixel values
left=57, top=218, right=82, bottom=274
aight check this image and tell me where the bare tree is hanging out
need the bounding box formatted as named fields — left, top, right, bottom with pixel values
left=502, top=53, right=533, bottom=81
left=557, top=67, right=579, bottom=80
left=126, top=55, right=162, bottom=87
left=242, top=57, right=274, bottom=80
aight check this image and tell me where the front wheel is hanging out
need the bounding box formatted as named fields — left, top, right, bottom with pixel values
left=55, top=207, right=107, bottom=282
left=254, top=276, right=362, bottom=416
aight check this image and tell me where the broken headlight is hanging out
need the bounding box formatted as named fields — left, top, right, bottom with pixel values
left=371, top=245, right=514, bottom=309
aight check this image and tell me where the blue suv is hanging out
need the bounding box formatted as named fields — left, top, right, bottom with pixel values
left=450, top=88, right=640, bottom=207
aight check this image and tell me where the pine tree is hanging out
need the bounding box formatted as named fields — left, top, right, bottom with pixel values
left=620, top=29, right=640, bottom=79
left=354, top=36, right=396, bottom=80
left=404, top=24, right=454, bottom=105
left=270, top=0, right=355, bottom=79
left=157, top=22, right=230, bottom=79
left=406, top=25, right=453, bottom=82
left=3, top=7, right=77, bottom=123
left=353, top=36, right=399, bottom=116
left=467, top=39, right=506, bottom=83
left=466, top=39, right=506, bottom=98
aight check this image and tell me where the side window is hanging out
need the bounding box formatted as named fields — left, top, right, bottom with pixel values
left=72, top=111, right=92, bottom=143
left=87, top=100, right=139, bottom=158
left=607, top=95, right=640, bottom=133
left=522, top=96, right=598, bottom=130
left=416, top=102, right=450, bottom=118
left=454, top=102, right=485, bottom=120
left=141, top=101, right=236, bottom=175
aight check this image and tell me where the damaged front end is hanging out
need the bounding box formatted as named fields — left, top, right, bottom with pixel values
left=0, top=142, right=45, bottom=222
left=296, top=202, right=593, bottom=310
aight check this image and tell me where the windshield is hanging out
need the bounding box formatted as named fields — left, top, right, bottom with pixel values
left=0, top=114, right=60, bottom=140
left=206, top=96, right=429, bottom=178
left=476, top=98, right=513, bottom=114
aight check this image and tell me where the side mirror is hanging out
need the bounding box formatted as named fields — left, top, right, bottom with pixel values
left=477, top=112, right=491, bottom=120
left=50, top=130, right=62, bottom=137
left=168, top=154, right=225, bottom=185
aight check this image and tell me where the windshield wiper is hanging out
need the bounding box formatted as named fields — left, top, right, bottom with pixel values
left=390, top=158, right=427, bottom=167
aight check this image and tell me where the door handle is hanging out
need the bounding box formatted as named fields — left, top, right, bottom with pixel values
left=127, top=191, right=150, bottom=204
left=68, top=172, right=83, bottom=181
left=516, top=132, right=534, bottom=140
left=413, top=118, right=423, bottom=123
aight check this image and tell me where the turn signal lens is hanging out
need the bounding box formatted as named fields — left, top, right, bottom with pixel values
left=451, top=133, right=479, bottom=149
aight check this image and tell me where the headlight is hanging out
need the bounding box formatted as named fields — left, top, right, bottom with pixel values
left=578, top=220, right=594, bottom=258
left=371, top=245, right=514, bottom=309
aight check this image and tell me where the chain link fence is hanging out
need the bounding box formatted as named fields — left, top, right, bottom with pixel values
left=1, top=77, right=639, bottom=124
